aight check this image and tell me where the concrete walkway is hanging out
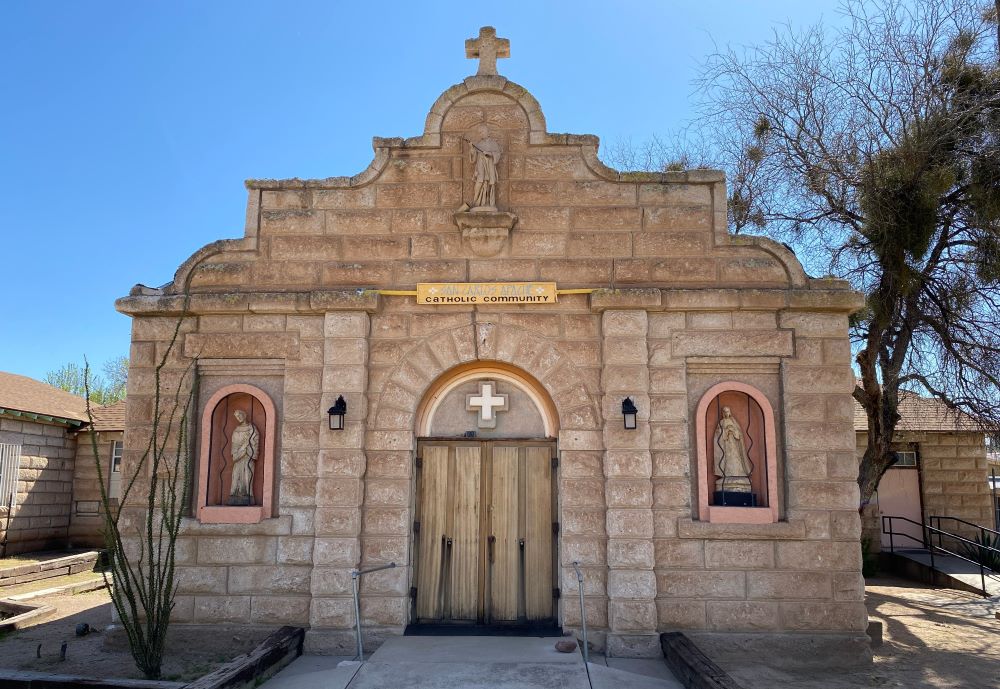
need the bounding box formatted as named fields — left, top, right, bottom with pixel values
left=263, top=636, right=682, bottom=689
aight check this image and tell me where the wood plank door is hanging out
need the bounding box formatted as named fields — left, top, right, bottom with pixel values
left=486, top=442, right=555, bottom=623
left=414, top=440, right=556, bottom=625
left=414, top=442, right=483, bottom=622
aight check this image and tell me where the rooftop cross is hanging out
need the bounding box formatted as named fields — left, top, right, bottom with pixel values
left=465, top=26, right=510, bottom=76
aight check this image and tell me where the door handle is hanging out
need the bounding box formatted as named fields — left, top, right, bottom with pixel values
left=518, top=538, right=525, bottom=549
left=488, top=535, right=496, bottom=563
left=444, top=535, right=453, bottom=548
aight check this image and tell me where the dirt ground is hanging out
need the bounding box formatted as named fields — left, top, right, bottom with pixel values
left=0, top=588, right=263, bottom=682
left=722, top=576, right=1000, bottom=689
left=2, top=576, right=997, bottom=686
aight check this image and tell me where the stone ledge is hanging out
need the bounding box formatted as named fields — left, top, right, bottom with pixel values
left=180, top=514, right=292, bottom=536
left=0, top=670, right=183, bottom=689
left=590, top=289, right=662, bottom=311
left=685, top=631, right=872, bottom=669
left=116, top=290, right=381, bottom=316
left=677, top=518, right=807, bottom=540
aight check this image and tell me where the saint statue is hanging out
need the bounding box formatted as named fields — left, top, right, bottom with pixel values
left=228, top=409, right=259, bottom=505
left=470, top=137, right=501, bottom=210
left=713, top=406, right=753, bottom=493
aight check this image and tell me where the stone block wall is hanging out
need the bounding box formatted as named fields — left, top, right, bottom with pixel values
left=68, top=429, right=122, bottom=548
left=0, top=417, right=76, bottom=554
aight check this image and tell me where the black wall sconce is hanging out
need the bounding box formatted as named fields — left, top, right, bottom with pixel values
left=622, top=397, right=638, bottom=430
left=328, top=395, right=347, bottom=431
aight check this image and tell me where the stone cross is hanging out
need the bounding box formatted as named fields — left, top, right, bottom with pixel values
left=466, top=380, right=509, bottom=429
left=465, top=26, right=510, bottom=76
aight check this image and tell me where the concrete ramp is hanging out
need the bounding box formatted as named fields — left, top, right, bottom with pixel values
left=887, top=548, right=1000, bottom=596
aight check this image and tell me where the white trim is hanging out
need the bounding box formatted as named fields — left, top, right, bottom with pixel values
left=419, top=368, right=555, bottom=437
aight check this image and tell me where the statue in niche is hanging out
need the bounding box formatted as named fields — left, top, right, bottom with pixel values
left=714, top=406, right=753, bottom=493
left=468, top=132, right=501, bottom=210
left=228, top=409, right=259, bottom=506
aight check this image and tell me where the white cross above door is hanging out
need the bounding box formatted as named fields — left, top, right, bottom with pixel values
left=466, top=380, right=509, bottom=429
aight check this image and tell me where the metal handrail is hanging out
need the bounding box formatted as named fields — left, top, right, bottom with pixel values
left=881, top=515, right=998, bottom=596
left=928, top=515, right=1000, bottom=541
left=571, top=561, right=588, bottom=664
left=351, top=562, right=396, bottom=662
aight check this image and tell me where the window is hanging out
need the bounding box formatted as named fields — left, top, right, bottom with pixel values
left=893, top=451, right=917, bottom=467
left=110, top=440, right=123, bottom=473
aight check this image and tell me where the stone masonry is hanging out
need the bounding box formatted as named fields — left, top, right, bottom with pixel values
left=116, top=28, right=869, bottom=657
left=0, top=418, right=77, bottom=555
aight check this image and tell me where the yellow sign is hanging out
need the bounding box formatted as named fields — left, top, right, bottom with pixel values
left=416, top=282, right=558, bottom=305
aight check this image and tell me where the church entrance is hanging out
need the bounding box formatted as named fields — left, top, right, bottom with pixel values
left=411, top=439, right=557, bottom=628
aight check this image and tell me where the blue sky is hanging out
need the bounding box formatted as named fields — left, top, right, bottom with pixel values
left=0, top=0, right=849, bottom=382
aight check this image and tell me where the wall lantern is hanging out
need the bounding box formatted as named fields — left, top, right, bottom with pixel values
left=328, top=395, right=347, bottom=431
left=621, top=397, right=638, bottom=430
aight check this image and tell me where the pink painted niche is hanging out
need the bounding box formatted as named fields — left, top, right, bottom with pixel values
left=695, top=382, right=779, bottom=524
left=197, top=384, right=276, bottom=524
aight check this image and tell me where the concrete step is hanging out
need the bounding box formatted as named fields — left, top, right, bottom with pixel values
left=588, top=659, right=684, bottom=689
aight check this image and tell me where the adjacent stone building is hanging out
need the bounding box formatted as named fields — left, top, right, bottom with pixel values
left=858, top=393, right=994, bottom=549
left=0, top=373, right=122, bottom=555
left=115, top=28, right=869, bottom=657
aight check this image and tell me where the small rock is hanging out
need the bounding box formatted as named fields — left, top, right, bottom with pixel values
left=75, top=623, right=90, bottom=637
left=555, top=639, right=577, bottom=653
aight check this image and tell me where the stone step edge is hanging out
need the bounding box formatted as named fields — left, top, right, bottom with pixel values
left=2, top=575, right=107, bottom=601
left=0, top=668, right=183, bottom=689
left=0, top=551, right=101, bottom=584
left=660, top=632, right=746, bottom=689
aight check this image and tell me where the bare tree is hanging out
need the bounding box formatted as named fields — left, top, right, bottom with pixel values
left=695, top=0, right=1000, bottom=503
left=46, top=355, right=129, bottom=404
left=86, top=322, right=195, bottom=679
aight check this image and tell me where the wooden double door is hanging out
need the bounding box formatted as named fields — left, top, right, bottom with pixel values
left=413, top=440, right=557, bottom=625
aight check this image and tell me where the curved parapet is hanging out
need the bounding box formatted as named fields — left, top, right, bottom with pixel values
left=120, top=41, right=837, bottom=308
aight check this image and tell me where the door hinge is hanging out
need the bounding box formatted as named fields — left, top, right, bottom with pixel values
left=553, top=587, right=561, bottom=599
left=552, top=521, right=560, bottom=535
left=409, top=587, right=417, bottom=600
left=415, top=457, right=423, bottom=469
left=551, top=456, right=559, bottom=469
left=413, top=520, right=420, bottom=533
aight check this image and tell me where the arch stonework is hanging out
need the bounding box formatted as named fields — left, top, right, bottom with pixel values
left=358, top=320, right=606, bottom=634
left=368, top=321, right=601, bottom=437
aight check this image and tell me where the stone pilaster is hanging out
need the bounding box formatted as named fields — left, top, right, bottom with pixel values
left=601, top=310, right=658, bottom=657
left=306, top=311, right=370, bottom=653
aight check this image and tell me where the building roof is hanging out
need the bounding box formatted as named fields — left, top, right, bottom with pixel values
left=0, top=371, right=90, bottom=425
left=853, top=391, right=981, bottom=433
left=88, top=399, right=126, bottom=432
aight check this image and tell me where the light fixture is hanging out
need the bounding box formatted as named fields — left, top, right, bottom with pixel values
left=328, top=395, right=347, bottom=431
left=622, top=397, right=638, bottom=430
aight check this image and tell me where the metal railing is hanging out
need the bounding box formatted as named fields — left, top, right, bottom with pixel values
left=351, top=562, right=396, bottom=662
left=881, top=515, right=999, bottom=596
left=571, top=561, right=588, bottom=664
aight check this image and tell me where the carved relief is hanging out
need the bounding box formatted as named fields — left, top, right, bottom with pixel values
left=713, top=406, right=753, bottom=494
left=228, top=409, right=259, bottom=505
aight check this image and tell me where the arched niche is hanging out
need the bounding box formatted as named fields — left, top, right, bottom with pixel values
left=197, top=384, right=276, bottom=524
left=416, top=362, right=558, bottom=439
left=695, top=381, right=779, bottom=524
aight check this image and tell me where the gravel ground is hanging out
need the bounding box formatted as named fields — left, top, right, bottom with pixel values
left=722, top=577, right=1000, bottom=689
left=0, top=588, right=262, bottom=681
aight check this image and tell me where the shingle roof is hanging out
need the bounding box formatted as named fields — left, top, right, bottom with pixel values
left=89, top=399, right=126, bottom=432
left=0, top=371, right=90, bottom=424
left=853, top=391, right=981, bottom=432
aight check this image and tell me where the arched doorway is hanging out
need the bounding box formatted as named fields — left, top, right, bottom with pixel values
left=411, top=363, right=559, bottom=629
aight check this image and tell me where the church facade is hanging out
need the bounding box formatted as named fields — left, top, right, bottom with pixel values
left=116, top=28, right=868, bottom=657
